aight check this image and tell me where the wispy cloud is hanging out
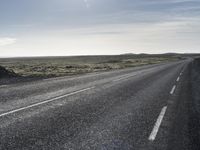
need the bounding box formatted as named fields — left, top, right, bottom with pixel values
left=0, top=37, right=16, bottom=46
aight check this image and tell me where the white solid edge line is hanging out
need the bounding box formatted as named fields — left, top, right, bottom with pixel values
left=148, top=106, right=168, bottom=141
left=0, top=87, right=95, bottom=118
left=113, top=74, right=137, bottom=82
left=113, top=77, right=129, bottom=82
left=176, top=77, right=180, bottom=82
left=43, top=78, right=52, bottom=81
left=0, top=85, right=8, bottom=88
left=170, top=85, right=176, bottom=95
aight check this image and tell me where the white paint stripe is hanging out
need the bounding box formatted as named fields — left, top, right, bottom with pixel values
left=113, top=74, right=137, bottom=82
left=176, top=77, right=180, bottom=82
left=113, top=77, right=129, bottom=82
left=113, top=76, right=131, bottom=82
left=0, top=85, right=7, bottom=88
left=0, top=87, right=94, bottom=118
left=170, top=85, right=176, bottom=95
left=180, top=72, right=182, bottom=76
left=149, top=106, right=167, bottom=141
left=43, top=78, right=52, bottom=81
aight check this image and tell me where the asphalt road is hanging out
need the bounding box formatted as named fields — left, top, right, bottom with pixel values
left=0, top=59, right=192, bottom=150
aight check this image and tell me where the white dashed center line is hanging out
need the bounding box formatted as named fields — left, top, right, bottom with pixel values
left=149, top=73, right=181, bottom=140
left=176, top=77, right=180, bottom=82
left=0, top=87, right=94, bottom=118
left=149, top=106, right=167, bottom=141
left=170, top=85, right=176, bottom=95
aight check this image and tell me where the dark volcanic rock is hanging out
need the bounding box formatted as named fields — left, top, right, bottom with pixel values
left=0, top=66, right=18, bottom=78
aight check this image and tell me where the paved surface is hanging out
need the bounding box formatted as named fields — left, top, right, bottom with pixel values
left=0, top=60, right=193, bottom=149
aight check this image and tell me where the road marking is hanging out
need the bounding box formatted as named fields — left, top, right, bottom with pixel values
left=113, top=76, right=130, bottom=82
left=180, top=72, right=182, bottom=76
left=170, top=85, right=176, bottom=95
left=176, top=77, right=180, bottom=82
left=149, top=106, right=167, bottom=141
left=0, top=87, right=94, bottom=118
left=43, top=78, right=52, bottom=81
left=0, top=85, right=7, bottom=88
left=113, top=77, right=129, bottom=82
left=113, top=74, right=137, bottom=82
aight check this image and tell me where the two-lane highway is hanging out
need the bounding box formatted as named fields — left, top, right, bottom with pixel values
left=0, top=60, right=191, bottom=149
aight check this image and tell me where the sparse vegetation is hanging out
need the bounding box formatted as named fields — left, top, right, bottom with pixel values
left=0, top=66, right=18, bottom=78
left=0, top=54, right=182, bottom=78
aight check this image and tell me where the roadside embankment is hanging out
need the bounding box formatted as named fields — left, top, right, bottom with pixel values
left=0, top=66, right=17, bottom=78
left=0, top=66, right=38, bottom=85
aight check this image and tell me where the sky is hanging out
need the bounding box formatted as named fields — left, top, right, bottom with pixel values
left=0, top=0, right=200, bottom=57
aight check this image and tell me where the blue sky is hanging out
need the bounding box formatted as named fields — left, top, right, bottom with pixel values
left=0, top=0, right=200, bottom=57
